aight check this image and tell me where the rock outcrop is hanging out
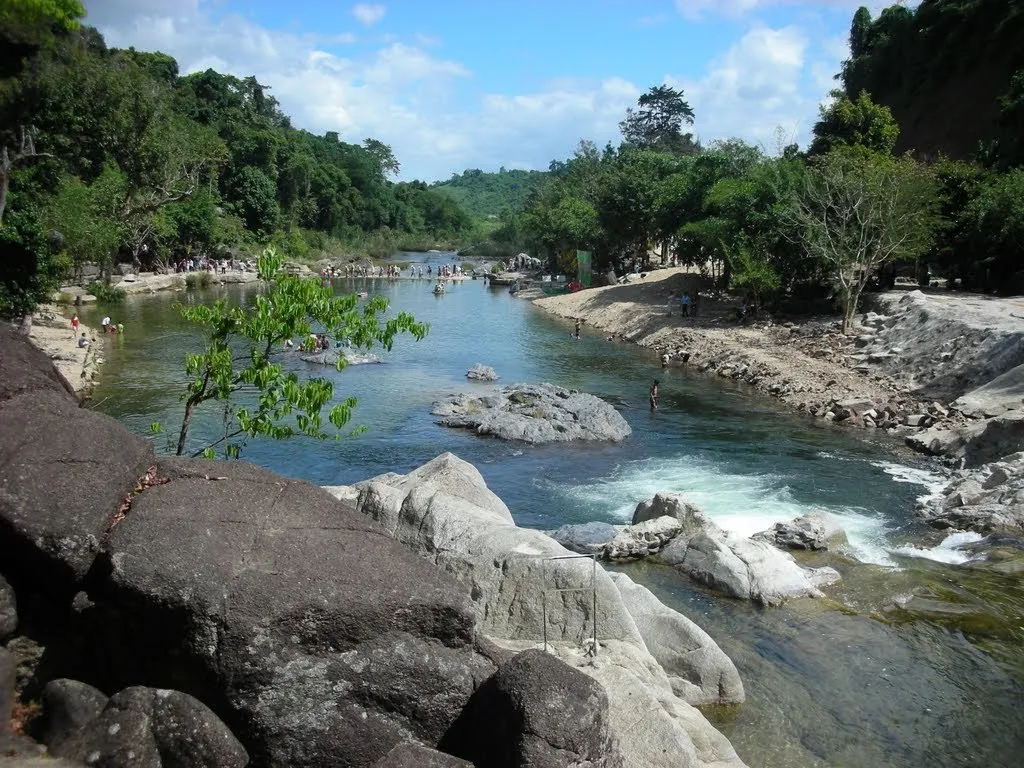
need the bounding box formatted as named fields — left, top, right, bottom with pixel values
left=753, top=512, right=845, bottom=551
left=918, top=452, right=1024, bottom=534
left=333, top=454, right=747, bottom=767
left=431, top=383, right=631, bottom=443
left=0, top=575, right=16, bottom=640
left=298, top=349, right=382, bottom=365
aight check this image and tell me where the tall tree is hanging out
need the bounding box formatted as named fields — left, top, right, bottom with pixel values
left=620, top=85, right=698, bottom=155
left=809, top=90, right=900, bottom=157
left=783, top=148, right=937, bottom=332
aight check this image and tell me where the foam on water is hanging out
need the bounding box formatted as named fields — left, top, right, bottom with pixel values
left=890, top=530, right=985, bottom=565
left=873, top=460, right=948, bottom=506
left=553, top=454, right=899, bottom=565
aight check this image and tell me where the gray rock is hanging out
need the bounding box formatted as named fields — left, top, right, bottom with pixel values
left=465, top=363, right=498, bottom=381
left=918, top=454, right=1024, bottom=535
left=42, top=679, right=109, bottom=752
left=549, top=521, right=619, bottom=556
left=632, top=492, right=704, bottom=526
left=373, top=743, right=473, bottom=767
left=0, top=575, right=16, bottom=640
left=608, top=572, right=744, bottom=706
left=908, top=412, right=1024, bottom=467
left=753, top=512, right=845, bottom=551
left=0, top=646, right=15, bottom=733
left=446, top=648, right=622, bottom=768
left=603, top=516, right=682, bottom=560
left=51, top=685, right=248, bottom=768
left=299, top=349, right=382, bottom=365
left=651, top=501, right=836, bottom=605
left=431, top=383, right=631, bottom=443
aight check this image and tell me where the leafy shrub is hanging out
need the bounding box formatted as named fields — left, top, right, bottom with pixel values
left=88, top=281, right=126, bottom=304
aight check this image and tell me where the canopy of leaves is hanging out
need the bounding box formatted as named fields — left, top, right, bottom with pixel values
left=619, top=85, right=699, bottom=156
left=810, top=90, right=900, bottom=157
left=432, top=168, right=549, bottom=219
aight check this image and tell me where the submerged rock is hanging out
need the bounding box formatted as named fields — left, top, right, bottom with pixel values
left=431, top=383, right=631, bottom=443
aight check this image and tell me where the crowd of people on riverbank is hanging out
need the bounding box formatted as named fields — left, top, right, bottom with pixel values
left=175, top=256, right=254, bottom=274
left=336, top=262, right=467, bottom=280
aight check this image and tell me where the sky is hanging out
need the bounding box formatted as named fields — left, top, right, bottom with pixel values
left=81, top=0, right=903, bottom=182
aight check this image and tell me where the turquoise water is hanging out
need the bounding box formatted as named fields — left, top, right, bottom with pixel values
left=80, top=256, right=1024, bottom=768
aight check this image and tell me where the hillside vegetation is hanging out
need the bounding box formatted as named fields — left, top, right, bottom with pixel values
left=432, top=168, right=548, bottom=219
left=842, top=0, right=1024, bottom=165
left=0, top=3, right=474, bottom=317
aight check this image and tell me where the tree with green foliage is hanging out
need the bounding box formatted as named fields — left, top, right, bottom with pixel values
left=620, top=85, right=698, bottom=155
left=783, top=148, right=938, bottom=332
left=45, top=170, right=122, bottom=277
left=809, top=90, right=900, bottom=157
left=171, top=247, right=428, bottom=458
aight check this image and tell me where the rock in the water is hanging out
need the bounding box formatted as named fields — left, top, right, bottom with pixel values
left=445, top=649, right=622, bottom=768
left=608, top=572, right=744, bottom=706
left=0, top=575, right=17, bottom=640
left=299, top=349, right=382, bottom=365
left=632, top=493, right=704, bottom=526
left=431, top=383, right=631, bottom=443
left=466, top=363, right=498, bottom=381
left=549, top=521, right=619, bottom=556
left=753, top=512, right=845, bottom=551
left=650, top=500, right=837, bottom=605
left=603, top=516, right=682, bottom=560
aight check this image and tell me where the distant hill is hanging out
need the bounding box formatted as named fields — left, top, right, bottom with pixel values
left=432, top=168, right=548, bottom=219
left=841, top=0, right=1024, bottom=162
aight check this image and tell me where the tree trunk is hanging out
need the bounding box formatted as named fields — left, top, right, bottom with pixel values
left=176, top=397, right=198, bottom=456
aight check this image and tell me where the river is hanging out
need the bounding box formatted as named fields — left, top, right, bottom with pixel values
left=79, top=256, right=1024, bottom=768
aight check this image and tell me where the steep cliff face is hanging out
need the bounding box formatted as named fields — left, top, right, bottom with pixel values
left=841, top=0, right=1024, bottom=161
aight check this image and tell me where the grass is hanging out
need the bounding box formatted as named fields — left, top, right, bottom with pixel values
left=88, top=281, right=126, bottom=304
left=185, top=272, right=213, bottom=289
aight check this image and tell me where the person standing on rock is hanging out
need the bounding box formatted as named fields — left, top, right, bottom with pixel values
left=649, top=380, right=659, bottom=411
left=70, top=314, right=80, bottom=337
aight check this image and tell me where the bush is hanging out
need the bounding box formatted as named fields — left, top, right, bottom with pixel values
left=185, top=271, right=213, bottom=289
left=88, top=281, right=126, bottom=304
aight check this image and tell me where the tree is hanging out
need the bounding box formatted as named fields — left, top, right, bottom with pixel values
left=783, top=148, right=937, bottom=333
left=809, top=90, right=900, bottom=157
left=171, top=247, right=428, bottom=458
left=620, top=85, right=698, bottom=155
left=45, top=170, right=122, bottom=277
left=363, top=138, right=400, bottom=178
left=849, top=6, right=873, bottom=58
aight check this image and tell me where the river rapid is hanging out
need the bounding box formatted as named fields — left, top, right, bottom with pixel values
left=80, top=255, right=1024, bottom=768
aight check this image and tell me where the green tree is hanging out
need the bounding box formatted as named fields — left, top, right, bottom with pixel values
left=620, top=85, right=698, bottom=155
left=809, top=90, right=900, bottom=157
left=783, top=148, right=938, bottom=332
left=45, top=170, right=122, bottom=277
left=229, top=165, right=279, bottom=234
left=172, top=247, right=428, bottom=458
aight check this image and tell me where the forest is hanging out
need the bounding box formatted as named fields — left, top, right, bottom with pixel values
left=487, top=0, right=1024, bottom=326
left=0, top=0, right=474, bottom=318
left=432, top=168, right=548, bottom=220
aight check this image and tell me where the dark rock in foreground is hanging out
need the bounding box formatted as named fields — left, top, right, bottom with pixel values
left=431, top=383, right=631, bottom=443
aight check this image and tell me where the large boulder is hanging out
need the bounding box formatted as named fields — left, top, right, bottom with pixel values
left=89, top=457, right=495, bottom=767
left=373, top=742, right=473, bottom=767
left=445, top=648, right=621, bottom=768
left=549, top=522, right=619, bottom=556
left=607, top=573, right=743, bottom=706
left=48, top=685, right=248, bottom=768
left=0, top=574, right=17, bottom=640
left=41, top=679, right=109, bottom=752
left=648, top=498, right=840, bottom=605
left=338, top=454, right=748, bottom=768
left=632, top=493, right=704, bottom=526
left=0, top=384, right=155, bottom=594
left=431, top=383, right=631, bottom=443
left=603, top=517, right=682, bottom=561
left=0, top=324, right=76, bottom=401
left=907, top=412, right=1024, bottom=467
left=918, top=452, right=1024, bottom=534
left=465, top=363, right=499, bottom=382
left=753, top=512, right=845, bottom=551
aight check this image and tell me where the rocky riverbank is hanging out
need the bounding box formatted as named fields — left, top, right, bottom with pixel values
left=22, top=306, right=102, bottom=397
left=534, top=272, right=1024, bottom=542
left=0, top=323, right=747, bottom=767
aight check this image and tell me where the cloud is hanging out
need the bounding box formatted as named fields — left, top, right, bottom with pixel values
left=351, top=3, right=385, bottom=27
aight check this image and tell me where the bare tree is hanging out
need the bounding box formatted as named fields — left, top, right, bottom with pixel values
left=783, top=150, right=936, bottom=333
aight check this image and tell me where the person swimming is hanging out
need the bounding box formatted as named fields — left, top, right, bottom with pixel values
left=649, top=379, right=659, bottom=411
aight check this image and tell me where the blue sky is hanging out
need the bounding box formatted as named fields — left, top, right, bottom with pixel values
left=82, top=1, right=898, bottom=181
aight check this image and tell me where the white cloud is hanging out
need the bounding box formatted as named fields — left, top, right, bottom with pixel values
left=351, top=3, right=385, bottom=27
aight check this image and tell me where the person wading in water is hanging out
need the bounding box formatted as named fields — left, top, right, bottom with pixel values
left=649, top=379, right=659, bottom=411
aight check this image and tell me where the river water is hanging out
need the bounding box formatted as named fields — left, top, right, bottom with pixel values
left=80, top=257, right=1024, bottom=768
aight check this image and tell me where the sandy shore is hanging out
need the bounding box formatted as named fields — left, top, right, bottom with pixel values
left=26, top=305, right=104, bottom=396
left=533, top=268, right=934, bottom=429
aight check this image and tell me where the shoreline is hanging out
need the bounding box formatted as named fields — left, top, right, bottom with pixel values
left=25, top=305, right=104, bottom=397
